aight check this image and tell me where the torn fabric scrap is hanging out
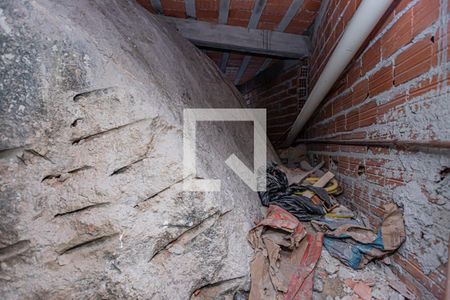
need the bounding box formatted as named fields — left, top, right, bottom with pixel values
left=248, top=205, right=323, bottom=300
left=312, top=203, right=405, bottom=269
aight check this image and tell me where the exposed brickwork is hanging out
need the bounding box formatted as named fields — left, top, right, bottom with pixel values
left=284, top=0, right=321, bottom=34
left=242, top=60, right=309, bottom=146
left=239, top=56, right=267, bottom=83
left=204, top=50, right=222, bottom=66
left=229, top=0, right=254, bottom=26
left=136, top=1, right=449, bottom=296
left=138, top=0, right=321, bottom=85
left=160, top=0, right=187, bottom=18
left=303, top=1, right=449, bottom=299
left=224, top=52, right=245, bottom=81
left=196, top=0, right=219, bottom=22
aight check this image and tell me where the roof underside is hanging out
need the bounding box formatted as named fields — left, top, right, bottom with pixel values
left=137, top=0, right=321, bottom=85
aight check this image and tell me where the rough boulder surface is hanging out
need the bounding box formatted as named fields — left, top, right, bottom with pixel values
left=0, top=0, right=276, bottom=298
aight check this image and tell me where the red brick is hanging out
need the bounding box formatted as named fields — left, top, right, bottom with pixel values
left=242, top=60, right=308, bottom=143
left=347, top=60, right=362, bottom=87
left=409, top=75, right=441, bottom=99
left=370, top=204, right=386, bottom=218
left=359, top=115, right=376, bottom=127
left=429, top=265, right=448, bottom=289
left=230, top=0, right=255, bottom=10
left=342, top=0, right=358, bottom=25
left=340, top=145, right=367, bottom=153
left=377, top=94, right=407, bottom=117
left=366, top=173, right=385, bottom=186
left=368, top=146, right=390, bottom=155
left=355, top=197, right=370, bottom=210
left=369, top=64, right=393, bottom=96
left=228, top=9, right=252, bottom=20
left=345, top=109, right=359, bottom=131
left=394, top=38, right=433, bottom=85
left=395, top=0, right=412, bottom=15
left=161, top=0, right=186, bottom=14
left=362, top=41, right=381, bottom=74
left=285, top=6, right=317, bottom=34
left=392, top=268, right=425, bottom=299
left=197, top=10, right=218, bottom=21
left=393, top=255, right=446, bottom=299
left=412, top=0, right=439, bottom=35
left=359, top=101, right=377, bottom=120
left=228, top=18, right=250, bottom=26
left=341, top=92, right=353, bottom=110
left=164, top=9, right=186, bottom=18
left=341, top=131, right=367, bottom=140
left=381, top=10, right=413, bottom=59
left=304, top=0, right=321, bottom=11
left=196, top=0, right=218, bottom=10
left=385, top=178, right=404, bottom=187
left=366, top=165, right=384, bottom=176
left=336, top=115, right=346, bottom=132
left=352, top=79, right=369, bottom=105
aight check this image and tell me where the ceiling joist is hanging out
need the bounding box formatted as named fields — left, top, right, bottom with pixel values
left=235, top=0, right=267, bottom=84
left=218, top=0, right=231, bottom=73
left=160, top=16, right=311, bottom=58
left=258, top=0, right=305, bottom=76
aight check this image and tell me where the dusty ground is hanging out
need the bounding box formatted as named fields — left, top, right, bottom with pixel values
left=313, top=247, right=409, bottom=300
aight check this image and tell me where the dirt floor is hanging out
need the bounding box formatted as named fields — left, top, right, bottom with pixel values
left=313, top=248, right=410, bottom=300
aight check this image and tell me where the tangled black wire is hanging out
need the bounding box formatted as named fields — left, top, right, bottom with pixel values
left=258, top=163, right=333, bottom=222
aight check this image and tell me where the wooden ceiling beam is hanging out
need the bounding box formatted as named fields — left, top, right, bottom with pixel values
left=258, top=0, right=305, bottom=75
left=218, top=0, right=231, bottom=73
left=160, top=16, right=311, bottom=58
left=234, top=0, right=267, bottom=84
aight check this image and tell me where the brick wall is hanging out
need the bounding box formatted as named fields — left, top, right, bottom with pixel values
left=302, top=0, right=449, bottom=299
left=241, top=59, right=309, bottom=147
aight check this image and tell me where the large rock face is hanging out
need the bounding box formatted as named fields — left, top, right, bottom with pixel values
left=0, top=1, right=276, bottom=298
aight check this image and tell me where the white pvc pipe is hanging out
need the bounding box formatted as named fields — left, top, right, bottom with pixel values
left=283, top=0, right=394, bottom=146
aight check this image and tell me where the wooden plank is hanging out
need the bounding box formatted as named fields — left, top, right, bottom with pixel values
left=218, top=0, right=231, bottom=73
left=313, top=0, right=330, bottom=39
left=160, top=16, right=311, bottom=58
left=276, top=0, right=304, bottom=31
left=248, top=0, right=267, bottom=28
left=220, top=52, right=230, bottom=73
left=218, top=0, right=231, bottom=24
left=234, top=56, right=252, bottom=85
left=150, top=0, right=163, bottom=14
left=185, top=0, right=196, bottom=18
left=236, top=0, right=267, bottom=84
left=303, top=171, right=334, bottom=198
left=258, top=0, right=304, bottom=75
left=257, top=58, right=272, bottom=75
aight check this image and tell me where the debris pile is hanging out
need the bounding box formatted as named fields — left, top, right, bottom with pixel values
left=313, top=249, right=416, bottom=300
left=248, top=205, right=323, bottom=299
left=248, top=162, right=408, bottom=300
left=313, top=203, right=405, bottom=269
left=258, top=164, right=336, bottom=222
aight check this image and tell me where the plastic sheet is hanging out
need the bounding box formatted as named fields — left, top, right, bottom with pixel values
left=258, top=164, right=333, bottom=221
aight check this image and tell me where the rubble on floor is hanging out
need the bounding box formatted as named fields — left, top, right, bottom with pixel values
left=248, top=205, right=323, bottom=299
left=248, top=162, right=410, bottom=300
left=313, top=249, right=414, bottom=300
left=313, top=202, right=406, bottom=270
